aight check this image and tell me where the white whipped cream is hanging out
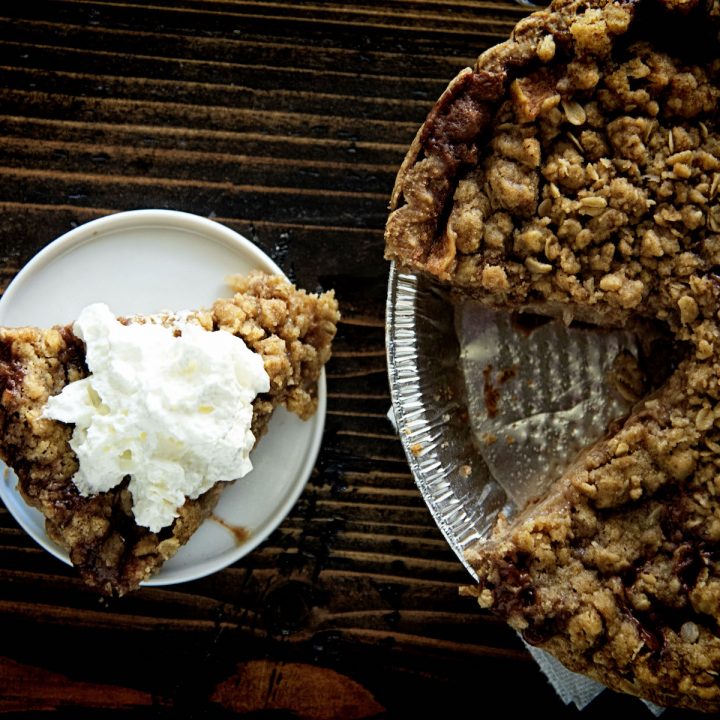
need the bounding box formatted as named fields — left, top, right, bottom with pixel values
left=43, top=303, right=270, bottom=532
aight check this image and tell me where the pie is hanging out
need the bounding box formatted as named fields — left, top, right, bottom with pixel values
left=385, top=0, right=720, bottom=712
left=0, top=270, right=339, bottom=596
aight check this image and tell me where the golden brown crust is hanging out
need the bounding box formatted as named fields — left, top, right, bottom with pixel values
left=0, top=271, right=339, bottom=596
left=385, top=0, right=720, bottom=712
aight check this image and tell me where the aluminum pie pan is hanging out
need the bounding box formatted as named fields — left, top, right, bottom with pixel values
left=386, top=264, right=505, bottom=580
left=385, top=262, right=641, bottom=580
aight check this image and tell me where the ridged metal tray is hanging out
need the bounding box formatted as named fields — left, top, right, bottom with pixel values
left=386, top=263, right=640, bottom=579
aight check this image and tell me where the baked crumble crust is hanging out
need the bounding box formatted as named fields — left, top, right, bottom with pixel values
left=0, top=271, right=339, bottom=596
left=385, top=0, right=720, bottom=712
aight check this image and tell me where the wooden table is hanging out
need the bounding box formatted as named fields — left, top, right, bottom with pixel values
left=0, top=2, right=699, bottom=717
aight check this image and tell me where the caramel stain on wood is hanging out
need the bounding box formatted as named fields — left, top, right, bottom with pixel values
left=211, top=660, right=385, bottom=720
left=0, top=656, right=153, bottom=713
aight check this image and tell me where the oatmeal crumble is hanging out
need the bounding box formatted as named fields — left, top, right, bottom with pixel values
left=386, top=0, right=720, bottom=712
left=0, top=271, right=339, bottom=596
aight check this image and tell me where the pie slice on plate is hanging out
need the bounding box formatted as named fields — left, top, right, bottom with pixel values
left=0, top=270, right=339, bottom=596
left=386, top=0, right=720, bottom=712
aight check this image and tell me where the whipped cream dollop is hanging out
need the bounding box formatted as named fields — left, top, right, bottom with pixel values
left=43, top=303, right=270, bottom=532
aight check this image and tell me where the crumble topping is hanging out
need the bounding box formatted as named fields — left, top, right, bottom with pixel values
left=446, top=43, right=720, bottom=336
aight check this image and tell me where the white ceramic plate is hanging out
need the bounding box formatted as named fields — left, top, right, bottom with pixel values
left=0, top=209, right=326, bottom=586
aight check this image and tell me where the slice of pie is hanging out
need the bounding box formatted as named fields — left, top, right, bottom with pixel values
left=386, top=0, right=720, bottom=712
left=0, top=270, right=339, bottom=596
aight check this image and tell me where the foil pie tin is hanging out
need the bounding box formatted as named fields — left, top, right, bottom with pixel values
left=385, top=263, right=641, bottom=579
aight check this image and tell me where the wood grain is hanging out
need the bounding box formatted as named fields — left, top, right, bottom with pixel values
left=0, top=2, right=698, bottom=718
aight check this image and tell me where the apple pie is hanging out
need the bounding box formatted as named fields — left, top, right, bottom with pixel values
left=0, top=271, right=339, bottom=596
left=386, top=0, right=720, bottom=712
